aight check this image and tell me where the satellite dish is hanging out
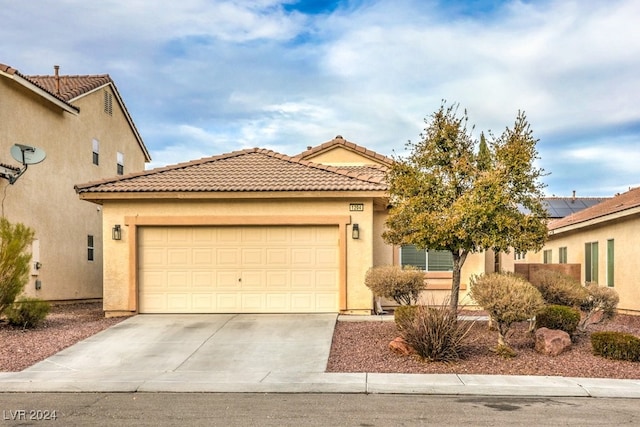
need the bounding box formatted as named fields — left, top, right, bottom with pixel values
left=11, top=144, right=46, bottom=165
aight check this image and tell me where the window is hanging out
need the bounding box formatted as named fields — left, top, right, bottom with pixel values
left=400, top=245, right=453, bottom=272
left=514, top=252, right=526, bottom=261
left=104, top=90, right=113, bottom=116
left=543, top=249, right=552, bottom=264
left=92, top=139, right=99, bottom=165
left=117, top=152, right=124, bottom=175
left=585, top=241, right=598, bottom=284
left=559, top=247, right=568, bottom=264
left=607, top=239, right=614, bottom=287
left=87, top=235, right=95, bottom=261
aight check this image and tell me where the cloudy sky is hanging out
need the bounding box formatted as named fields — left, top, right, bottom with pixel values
left=2, top=0, right=639, bottom=196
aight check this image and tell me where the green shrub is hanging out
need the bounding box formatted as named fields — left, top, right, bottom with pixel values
left=579, top=283, right=619, bottom=331
left=469, top=272, right=544, bottom=352
left=6, top=297, right=50, bottom=328
left=394, top=305, right=419, bottom=331
left=529, top=270, right=588, bottom=307
left=365, top=265, right=425, bottom=305
left=0, top=218, right=35, bottom=316
left=396, top=302, right=473, bottom=362
left=536, top=304, right=581, bottom=335
left=591, top=331, right=640, bottom=362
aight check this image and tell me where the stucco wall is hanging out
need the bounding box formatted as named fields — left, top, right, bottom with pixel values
left=101, top=197, right=383, bottom=314
left=531, top=216, right=640, bottom=313
left=0, top=77, right=146, bottom=301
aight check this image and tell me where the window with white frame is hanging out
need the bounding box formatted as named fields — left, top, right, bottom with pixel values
left=400, top=245, right=453, bottom=272
left=543, top=249, right=552, bottom=264
left=117, top=152, right=124, bottom=175
left=92, top=139, right=99, bottom=165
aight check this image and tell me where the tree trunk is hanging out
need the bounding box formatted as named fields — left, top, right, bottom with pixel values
left=449, top=250, right=468, bottom=309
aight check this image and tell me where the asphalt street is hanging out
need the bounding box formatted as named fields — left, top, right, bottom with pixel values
left=1, top=393, right=639, bottom=426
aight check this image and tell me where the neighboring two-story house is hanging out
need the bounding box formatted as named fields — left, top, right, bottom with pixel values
left=0, top=62, right=150, bottom=301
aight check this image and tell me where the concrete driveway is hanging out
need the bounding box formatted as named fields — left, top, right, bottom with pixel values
left=0, top=313, right=360, bottom=392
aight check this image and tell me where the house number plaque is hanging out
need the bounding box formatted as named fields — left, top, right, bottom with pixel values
left=349, top=203, right=364, bottom=212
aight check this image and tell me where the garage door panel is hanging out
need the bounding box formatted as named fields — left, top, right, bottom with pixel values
left=192, top=294, right=214, bottom=311
left=192, top=272, right=214, bottom=288
left=266, top=271, right=288, bottom=287
left=139, top=225, right=339, bottom=313
left=241, top=248, right=264, bottom=265
left=216, top=271, right=240, bottom=289
left=315, top=270, right=338, bottom=289
left=266, top=248, right=288, bottom=265
left=291, top=248, right=313, bottom=265
left=167, top=248, right=190, bottom=266
left=167, top=294, right=189, bottom=311
left=241, top=271, right=264, bottom=289
left=216, top=248, right=240, bottom=266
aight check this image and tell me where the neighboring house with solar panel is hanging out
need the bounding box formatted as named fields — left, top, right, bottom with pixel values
left=0, top=62, right=150, bottom=302
left=520, top=187, right=639, bottom=313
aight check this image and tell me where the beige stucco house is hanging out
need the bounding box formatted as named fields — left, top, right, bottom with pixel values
left=0, top=62, right=150, bottom=301
left=523, top=187, right=640, bottom=314
left=76, top=136, right=490, bottom=316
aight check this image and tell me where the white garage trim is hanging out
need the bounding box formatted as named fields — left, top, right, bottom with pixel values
left=125, top=215, right=351, bottom=312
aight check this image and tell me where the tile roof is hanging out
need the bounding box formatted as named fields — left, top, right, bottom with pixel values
left=1, top=62, right=151, bottom=162
left=549, top=186, right=640, bottom=231
left=25, top=73, right=112, bottom=102
left=75, top=148, right=389, bottom=195
left=295, top=135, right=394, bottom=166
left=1, top=63, right=78, bottom=111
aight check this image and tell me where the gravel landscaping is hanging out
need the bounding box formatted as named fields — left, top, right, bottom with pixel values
left=2, top=302, right=640, bottom=378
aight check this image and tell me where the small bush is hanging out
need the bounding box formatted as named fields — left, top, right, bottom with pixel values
left=6, top=297, right=50, bottom=328
left=396, top=302, right=473, bottom=362
left=394, top=305, right=419, bottom=331
left=579, top=283, right=619, bottom=331
left=591, top=331, right=640, bottom=362
left=365, top=265, right=425, bottom=305
left=536, top=305, right=581, bottom=335
left=470, top=272, right=544, bottom=352
left=0, top=218, right=36, bottom=316
left=530, top=270, right=588, bottom=307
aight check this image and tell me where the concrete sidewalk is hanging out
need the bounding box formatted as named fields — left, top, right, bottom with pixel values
left=0, top=314, right=639, bottom=397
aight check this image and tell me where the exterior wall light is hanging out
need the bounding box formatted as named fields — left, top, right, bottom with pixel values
left=112, top=224, right=122, bottom=241
left=352, top=223, right=360, bottom=240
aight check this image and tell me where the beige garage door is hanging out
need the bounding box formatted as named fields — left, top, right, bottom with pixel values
left=138, top=225, right=339, bottom=313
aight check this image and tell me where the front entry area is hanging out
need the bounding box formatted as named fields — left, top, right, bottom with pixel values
left=137, top=225, right=339, bottom=313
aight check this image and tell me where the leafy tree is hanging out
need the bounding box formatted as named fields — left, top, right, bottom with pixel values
left=383, top=102, right=548, bottom=308
left=0, top=217, right=35, bottom=316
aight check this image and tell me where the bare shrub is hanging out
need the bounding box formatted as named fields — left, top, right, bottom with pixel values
left=469, top=272, right=544, bottom=354
left=579, top=283, right=619, bottom=331
left=396, top=301, right=474, bottom=362
left=530, top=270, right=588, bottom=307
left=365, top=266, right=425, bottom=305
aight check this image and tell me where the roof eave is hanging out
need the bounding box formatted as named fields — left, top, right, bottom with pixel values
left=78, top=189, right=389, bottom=202
left=0, top=69, right=79, bottom=115
left=549, top=205, right=640, bottom=236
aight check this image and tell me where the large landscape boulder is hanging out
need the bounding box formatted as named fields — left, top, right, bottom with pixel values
left=535, top=327, right=572, bottom=356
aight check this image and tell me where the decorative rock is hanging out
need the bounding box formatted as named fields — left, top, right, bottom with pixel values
left=535, top=327, right=572, bottom=356
left=389, top=336, right=414, bottom=356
